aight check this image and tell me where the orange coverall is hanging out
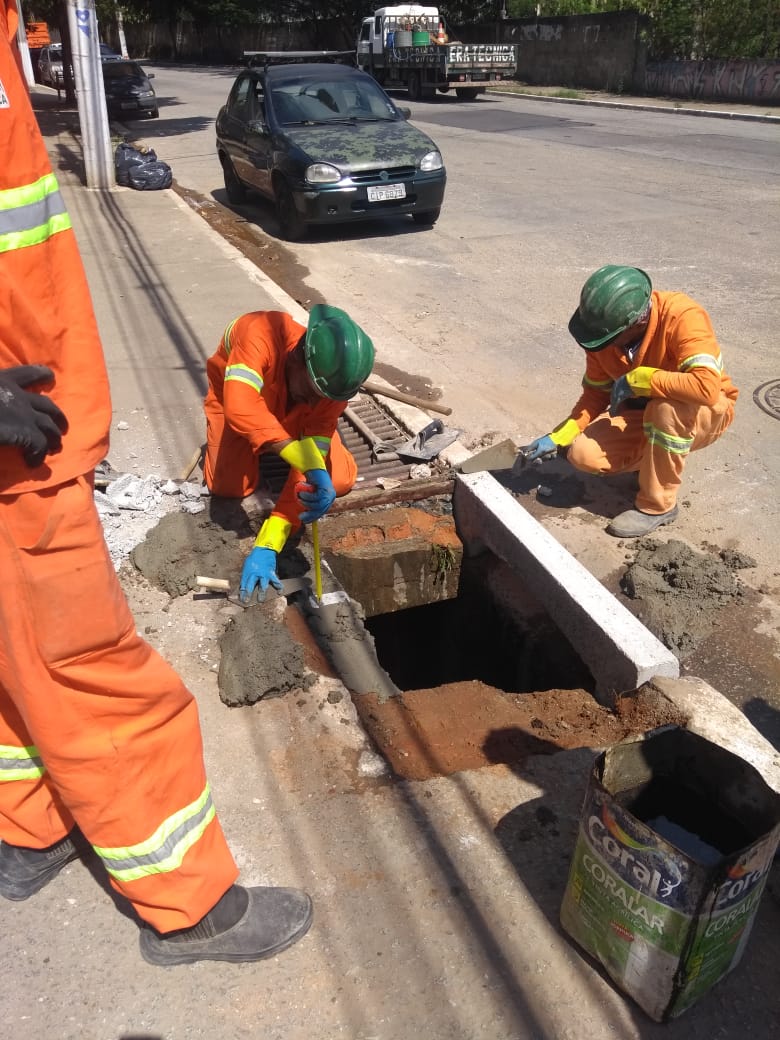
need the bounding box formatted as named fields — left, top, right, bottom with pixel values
left=203, top=311, right=357, bottom=534
left=564, top=291, right=738, bottom=514
left=0, top=6, right=237, bottom=931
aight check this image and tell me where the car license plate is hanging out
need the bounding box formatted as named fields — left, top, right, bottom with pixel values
left=367, top=184, right=406, bottom=202
left=121, top=101, right=137, bottom=109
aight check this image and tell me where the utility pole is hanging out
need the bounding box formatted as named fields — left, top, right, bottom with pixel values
left=66, top=0, right=114, bottom=188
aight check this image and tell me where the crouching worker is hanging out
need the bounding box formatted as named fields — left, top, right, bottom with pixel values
left=521, top=265, right=738, bottom=538
left=203, top=306, right=375, bottom=600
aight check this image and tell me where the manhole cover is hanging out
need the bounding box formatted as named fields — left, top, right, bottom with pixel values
left=753, top=379, right=780, bottom=420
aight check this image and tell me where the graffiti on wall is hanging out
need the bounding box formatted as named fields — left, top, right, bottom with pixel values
left=513, top=23, right=563, bottom=43
left=646, top=60, right=780, bottom=102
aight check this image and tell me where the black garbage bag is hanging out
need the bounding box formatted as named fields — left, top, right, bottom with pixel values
left=114, top=143, right=172, bottom=191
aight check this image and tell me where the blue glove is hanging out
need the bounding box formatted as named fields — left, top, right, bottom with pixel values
left=296, top=468, right=336, bottom=523
left=240, top=547, right=282, bottom=603
left=609, top=375, right=632, bottom=417
left=519, top=435, right=557, bottom=464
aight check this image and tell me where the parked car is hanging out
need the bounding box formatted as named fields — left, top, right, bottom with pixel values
left=102, top=60, right=158, bottom=119
left=38, top=43, right=64, bottom=88
left=215, top=59, right=446, bottom=240
left=99, top=43, right=122, bottom=61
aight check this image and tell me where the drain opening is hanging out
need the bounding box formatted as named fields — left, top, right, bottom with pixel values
left=363, top=560, right=593, bottom=695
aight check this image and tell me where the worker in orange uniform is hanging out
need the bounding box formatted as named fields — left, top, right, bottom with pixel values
left=203, top=306, right=375, bottom=601
left=0, top=1, right=312, bottom=965
left=520, top=265, right=738, bottom=538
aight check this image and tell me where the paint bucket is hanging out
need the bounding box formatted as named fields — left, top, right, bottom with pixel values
left=412, top=30, right=430, bottom=46
left=394, top=29, right=412, bottom=48
left=560, top=725, right=780, bottom=1021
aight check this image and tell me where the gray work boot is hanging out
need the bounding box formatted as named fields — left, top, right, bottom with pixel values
left=0, top=831, right=81, bottom=901
left=607, top=505, right=678, bottom=538
left=139, top=884, right=313, bottom=966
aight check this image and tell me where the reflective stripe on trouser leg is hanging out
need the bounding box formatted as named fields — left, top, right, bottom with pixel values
left=0, top=692, right=76, bottom=848
left=636, top=396, right=734, bottom=514
left=0, top=477, right=238, bottom=931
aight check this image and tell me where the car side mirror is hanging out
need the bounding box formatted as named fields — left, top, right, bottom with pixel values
left=247, top=119, right=269, bottom=135
left=147, top=72, right=155, bottom=79
left=398, top=107, right=411, bottom=120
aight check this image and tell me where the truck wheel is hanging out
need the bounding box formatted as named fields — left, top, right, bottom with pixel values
left=437, top=85, right=450, bottom=94
left=412, top=208, right=440, bottom=227
left=455, top=88, right=480, bottom=100
left=407, top=72, right=422, bottom=102
left=275, top=180, right=307, bottom=242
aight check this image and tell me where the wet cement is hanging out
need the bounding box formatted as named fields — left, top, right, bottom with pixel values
left=620, top=538, right=756, bottom=657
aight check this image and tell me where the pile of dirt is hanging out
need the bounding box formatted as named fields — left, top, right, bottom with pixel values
left=354, top=681, right=687, bottom=781
left=621, top=538, right=756, bottom=657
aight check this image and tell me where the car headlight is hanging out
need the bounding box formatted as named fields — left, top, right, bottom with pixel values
left=305, top=163, right=342, bottom=184
left=420, top=151, right=443, bottom=172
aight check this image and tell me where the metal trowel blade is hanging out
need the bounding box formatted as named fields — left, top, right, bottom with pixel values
left=458, top=438, right=521, bottom=474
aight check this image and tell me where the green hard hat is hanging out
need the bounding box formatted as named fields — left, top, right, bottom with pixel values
left=568, top=265, right=652, bottom=351
left=305, top=304, right=375, bottom=401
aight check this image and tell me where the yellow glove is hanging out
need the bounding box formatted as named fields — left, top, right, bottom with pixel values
left=279, top=436, right=325, bottom=473
left=625, top=366, right=658, bottom=396
left=254, top=514, right=293, bottom=552
left=549, top=418, right=581, bottom=447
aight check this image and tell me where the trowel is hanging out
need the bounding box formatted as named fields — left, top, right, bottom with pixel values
left=458, top=439, right=555, bottom=474
left=396, top=419, right=461, bottom=462
left=194, top=574, right=310, bottom=606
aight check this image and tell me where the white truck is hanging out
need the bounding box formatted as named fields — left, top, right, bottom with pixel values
left=357, top=4, right=517, bottom=101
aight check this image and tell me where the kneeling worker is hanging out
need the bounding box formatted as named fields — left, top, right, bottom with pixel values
left=521, top=265, right=738, bottom=538
left=204, top=306, right=375, bottom=599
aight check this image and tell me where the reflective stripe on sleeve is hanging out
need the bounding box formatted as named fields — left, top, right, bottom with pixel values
left=222, top=318, right=239, bottom=356
left=583, top=374, right=613, bottom=391
left=679, top=353, right=723, bottom=374
left=93, top=784, right=216, bottom=883
left=312, top=435, right=331, bottom=458
left=0, top=744, right=45, bottom=782
left=0, top=173, right=72, bottom=254
left=644, top=421, right=693, bottom=456
left=225, top=363, right=264, bottom=393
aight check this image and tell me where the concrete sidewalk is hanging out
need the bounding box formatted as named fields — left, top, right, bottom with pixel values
left=3, top=89, right=778, bottom=1040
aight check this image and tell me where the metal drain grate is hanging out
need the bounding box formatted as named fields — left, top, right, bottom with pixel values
left=259, top=393, right=414, bottom=494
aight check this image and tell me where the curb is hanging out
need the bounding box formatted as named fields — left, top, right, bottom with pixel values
left=488, top=88, right=780, bottom=124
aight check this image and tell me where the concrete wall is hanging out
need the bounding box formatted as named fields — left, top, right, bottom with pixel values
left=459, top=12, right=646, bottom=94
left=645, top=58, right=780, bottom=102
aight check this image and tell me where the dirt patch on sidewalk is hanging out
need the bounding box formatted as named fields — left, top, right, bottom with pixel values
left=354, top=682, right=687, bottom=780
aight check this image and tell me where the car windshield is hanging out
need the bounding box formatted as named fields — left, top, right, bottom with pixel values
left=103, top=62, right=146, bottom=81
left=269, top=75, right=398, bottom=126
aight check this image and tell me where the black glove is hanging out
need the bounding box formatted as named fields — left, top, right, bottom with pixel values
left=0, top=365, right=68, bottom=467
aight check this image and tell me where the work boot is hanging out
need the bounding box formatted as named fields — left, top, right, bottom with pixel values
left=607, top=505, right=679, bottom=538
left=139, top=884, right=313, bottom=966
left=0, top=831, right=81, bottom=901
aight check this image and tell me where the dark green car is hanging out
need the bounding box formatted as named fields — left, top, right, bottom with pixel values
left=215, top=60, right=446, bottom=240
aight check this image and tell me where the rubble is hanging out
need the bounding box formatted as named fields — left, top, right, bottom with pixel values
left=94, top=469, right=210, bottom=570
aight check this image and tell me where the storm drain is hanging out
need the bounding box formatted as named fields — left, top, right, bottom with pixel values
left=309, top=505, right=685, bottom=781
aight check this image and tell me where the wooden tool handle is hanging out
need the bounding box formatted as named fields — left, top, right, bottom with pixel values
left=360, top=379, right=452, bottom=417
left=195, top=575, right=230, bottom=591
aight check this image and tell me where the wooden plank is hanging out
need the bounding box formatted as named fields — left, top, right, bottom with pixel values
left=330, top=477, right=454, bottom=514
